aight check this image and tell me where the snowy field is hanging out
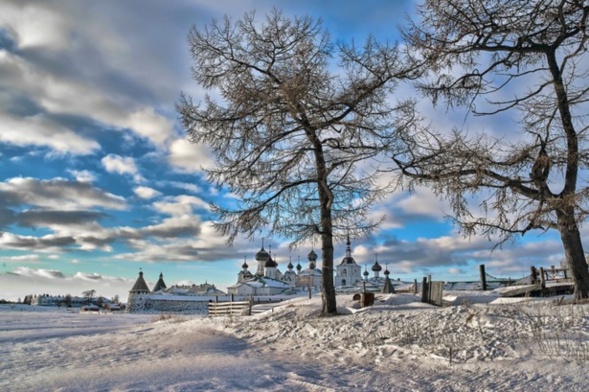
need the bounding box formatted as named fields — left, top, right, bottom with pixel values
left=1, top=292, right=589, bottom=391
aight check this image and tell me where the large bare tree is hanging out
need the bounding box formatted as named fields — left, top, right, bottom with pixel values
left=392, top=0, right=589, bottom=297
left=178, top=10, right=415, bottom=315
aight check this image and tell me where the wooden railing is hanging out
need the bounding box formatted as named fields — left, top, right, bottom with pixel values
left=530, top=266, right=573, bottom=287
left=207, top=300, right=252, bottom=317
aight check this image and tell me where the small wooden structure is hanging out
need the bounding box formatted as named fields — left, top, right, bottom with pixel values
left=500, top=265, right=574, bottom=297
left=421, top=276, right=444, bottom=306
left=207, top=300, right=252, bottom=317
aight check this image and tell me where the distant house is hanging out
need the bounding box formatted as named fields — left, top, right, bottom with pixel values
left=80, top=304, right=100, bottom=312
left=227, top=276, right=292, bottom=296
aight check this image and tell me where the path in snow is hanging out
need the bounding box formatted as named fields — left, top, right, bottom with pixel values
left=2, top=295, right=589, bottom=391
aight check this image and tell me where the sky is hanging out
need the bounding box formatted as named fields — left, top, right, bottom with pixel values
left=0, top=0, right=570, bottom=302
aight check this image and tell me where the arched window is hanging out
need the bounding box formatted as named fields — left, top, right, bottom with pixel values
left=343, top=268, right=347, bottom=277
left=342, top=279, right=346, bottom=286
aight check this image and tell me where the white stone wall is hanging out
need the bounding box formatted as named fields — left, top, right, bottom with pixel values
left=126, top=294, right=209, bottom=314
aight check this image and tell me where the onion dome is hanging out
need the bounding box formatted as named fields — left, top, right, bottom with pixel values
left=384, top=268, right=390, bottom=276
left=363, top=269, right=369, bottom=277
left=296, top=262, right=302, bottom=271
left=265, top=255, right=278, bottom=268
left=287, top=260, right=294, bottom=270
left=372, top=261, right=382, bottom=272
left=255, top=246, right=270, bottom=262
left=308, top=250, right=318, bottom=262
left=242, top=261, right=249, bottom=269
left=340, top=234, right=357, bottom=265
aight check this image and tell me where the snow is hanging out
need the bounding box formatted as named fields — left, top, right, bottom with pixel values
left=1, top=292, right=588, bottom=391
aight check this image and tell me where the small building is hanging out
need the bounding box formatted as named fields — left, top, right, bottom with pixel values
left=227, top=276, right=292, bottom=296
left=334, top=235, right=362, bottom=288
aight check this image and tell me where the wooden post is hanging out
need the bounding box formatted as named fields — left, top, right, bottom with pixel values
left=231, top=294, right=234, bottom=302
left=479, top=264, right=487, bottom=291
left=539, top=267, right=546, bottom=290
left=530, top=266, right=537, bottom=285
left=413, top=279, right=418, bottom=294
left=421, top=277, right=429, bottom=303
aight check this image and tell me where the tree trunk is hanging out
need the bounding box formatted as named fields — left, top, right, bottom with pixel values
left=557, top=209, right=589, bottom=299
left=320, top=230, right=337, bottom=315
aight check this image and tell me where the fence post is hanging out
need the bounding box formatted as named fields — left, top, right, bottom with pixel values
left=413, top=279, right=418, bottom=295
left=539, top=267, right=546, bottom=291
left=421, top=277, right=429, bottom=303
left=530, top=266, right=537, bottom=285
left=479, top=264, right=487, bottom=291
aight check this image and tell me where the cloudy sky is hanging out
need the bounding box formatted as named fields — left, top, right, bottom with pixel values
left=0, top=0, right=566, bottom=302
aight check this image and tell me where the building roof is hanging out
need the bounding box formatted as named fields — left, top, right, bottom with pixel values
left=381, top=276, right=395, bottom=293
left=130, top=270, right=150, bottom=293
left=255, top=246, right=270, bottom=262
left=340, top=234, right=357, bottom=265
left=264, top=255, right=278, bottom=268
left=152, top=272, right=167, bottom=292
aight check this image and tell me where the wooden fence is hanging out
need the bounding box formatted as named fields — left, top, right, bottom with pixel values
left=530, top=266, right=573, bottom=287
left=207, top=300, right=252, bottom=317
left=420, top=276, right=445, bottom=306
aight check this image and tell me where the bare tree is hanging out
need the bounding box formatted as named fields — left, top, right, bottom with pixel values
left=178, top=10, right=415, bottom=314
left=392, top=0, right=589, bottom=297
left=82, top=289, right=96, bottom=305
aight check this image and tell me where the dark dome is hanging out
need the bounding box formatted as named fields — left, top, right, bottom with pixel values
left=308, top=250, right=318, bottom=261
left=341, top=256, right=356, bottom=264
left=255, top=247, right=270, bottom=262
left=242, top=261, right=249, bottom=269
left=287, top=261, right=294, bottom=269
left=264, top=255, right=278, bottom=268
left=372, top=261, right=382, bottom=272
left=363, top=269, right=369, bottom=276
left=384, top=268, right=390, bottom=276
left=296, top=263, right=302, bottom=271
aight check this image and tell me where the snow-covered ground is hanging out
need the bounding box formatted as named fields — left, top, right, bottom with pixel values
left=1, top=292, right=588, bottom=391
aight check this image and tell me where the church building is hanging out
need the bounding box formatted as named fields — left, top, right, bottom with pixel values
left=334, top=235, right=363, bottom=288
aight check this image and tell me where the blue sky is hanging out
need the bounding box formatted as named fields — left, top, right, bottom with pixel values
left=0, top=0, right=567, bottom=302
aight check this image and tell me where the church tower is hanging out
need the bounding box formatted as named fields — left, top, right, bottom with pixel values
left=152, top=272, right=167, bottom=292
left=255, top=240, right=270, bottom=276
left=126, top=269, right=151, bottom=312
left=334, top=235, right=362, bottom=288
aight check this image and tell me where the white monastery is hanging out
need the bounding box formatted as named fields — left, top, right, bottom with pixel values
left=127, top=236, right=397, bottom=312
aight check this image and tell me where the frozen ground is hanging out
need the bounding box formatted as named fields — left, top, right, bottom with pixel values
left=1, top=292, right=588, bottom=391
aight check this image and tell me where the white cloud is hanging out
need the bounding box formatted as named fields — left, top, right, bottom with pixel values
left=168, top=138, right=215, bottom=172
left=124, top=107, right=172, bottom=146
left=0, top=2, right=72, bottom=50
left=396, top=187, right=448, bottom=219
left=133, top=186, right=161, bottom=199
left=153, top=195, right=210, bottom=217
left=12, top=266, right=65, bottom=279
left=0, top=47, right=174, bottom=149
left=0, top=110, right=99, bottom=154
left=4, top=254, right=40, bottom=263
left=101, top=154, right=143, bottom=182
left=68, top=170, right=96, bottom=182
left=0, top=177, right=126, bottom=210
